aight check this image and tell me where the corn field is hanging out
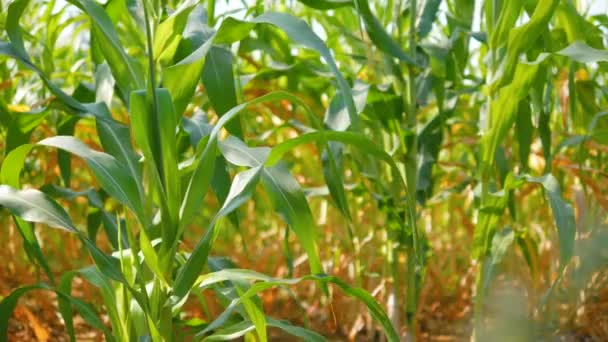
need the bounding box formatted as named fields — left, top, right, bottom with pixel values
left=0, top=0, right=607, bottom=341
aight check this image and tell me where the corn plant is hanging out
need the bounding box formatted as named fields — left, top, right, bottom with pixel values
left=0, top=0, right=406, bottom=340
left=2, top=0, right=608, bottom=340
left=471, top=0, right=608, bottom=338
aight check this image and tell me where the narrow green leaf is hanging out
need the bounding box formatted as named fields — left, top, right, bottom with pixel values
left=202, top=46, right=243, bottom=137
left=557, top=41, right=608, bottom=63
left=203, top=320, right=255, bottom=341
left=523, top=175, right=575, bottom=268
left=5, top=109, right=49, bottom=155
left=164, top=35, right=215, bottom=116
left=38, top=136, right=144, bottom=221
left=481, top=56, right=545, bottom=178
left=262, top=164, right=324, bottom=276
left=174, top=166, right=263, bottom=299
left=214, top=13, right=358, bottom=126
left=353, top=0, right=418, bottom=65
left=497, top=0, right=558, bottom=87
left=153, top=1, right=197, bottom=63
left=0, top=284, right=113, bottom=342
left=66, top=0, right=144, bottom=97
left=195, top=269, right=400, bottom=342
left=481, top=228, right=515, bottom=293
left=418, top=0, right=442, bottom=38
left=0, top=185, right=77, bottom=232
left=297, top=0, right=352, bottom=10
left=516, top=100, right=533, bottom=171
left=266, top=317, right=326, bottom=342
left=490, top=0, right=523, bottom=49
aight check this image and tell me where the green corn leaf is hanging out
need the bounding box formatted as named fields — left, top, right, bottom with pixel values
left=481, top=228, right=515, bottom=293
left=13, top=218, right=55, bottom=283
left=261, top=163, right=324, bottom=275
left=0, top=185, right=126, bottom=283
left=481, top=56, right=546, bottom=178
left=220, top=136, right=270, bottom=167
left=218, top=136, right=325, bottom=278
left=153, top=1, right=197, bottom=63
left=557, top=41, right=608, bottom=63
left=236, top=286, right=267, bottom=342
left=130, top=90, right=166, bottom=201
left=58, top=273, right=77, bottom=342
left=210, top=156, right=240, bottom=228
left=66, top=0, right=144, bottom=97
left=180, top=138, right=217, bottom=228
left=0, top=284, right=114, bottom=342
left=497, top=0, right=558, bottom=88
left=1, top=137, right=144, bottom=223
left=214, top=13, right=358, bottom=126
left=174, top=166, right=263, bottom=299
left=265, top=130, right=408, bottom=195
left=164, top=35, right=214, bottom=116
left=202, top=46, right=243, bottom=137
left=202, top=317, right=326, bottom=342
left=38, top=136, right=145, bottom=221
left=57, top=116, right=80, bottom=187
left=266, top=317, right=326, bottom=342
left=195, top=269, right=400, bottom=342
left=297, top=0, right=352, bottom=10
left=181, top=91, right=305, bottom=227
left=0, top=145, right=57, bottom=282
left=156, top=89, right=181, bottom=230
left=490, top=0, right=523, bottom=49
left=202, top=320, right=256, bottom=341
left=95, top=117, right=144, bottom=199
left=515, top=100, right=533, bottom=171
left=322, top=143, right=351, bottom=220
left=58, top=268, right=126, bottom=342
left=523, top=175, right=575, bottom=268
left=418, top=0, right=443, bottom=38
left=474, top=173, right=575, bottom=269
left=0, top=185, right=78, bottom=232
left=324, top=81, right=369, bottom=132
left=353, top=0, right=418, bottom=65
left=216, top=166, right=263, bottom=220
left=5, top=108, right=49, bottom=155
left=472, top=189, right=509, bottom=260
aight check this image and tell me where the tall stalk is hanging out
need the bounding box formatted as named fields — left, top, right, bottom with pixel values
left=142, top=1, right=174, bottom=340
left=404, top=0, right=420, bottom=338
left=474, top=1, right=498, bottom=338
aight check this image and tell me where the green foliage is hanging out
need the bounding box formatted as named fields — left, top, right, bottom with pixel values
left=1, top=0, right=606, bottom=341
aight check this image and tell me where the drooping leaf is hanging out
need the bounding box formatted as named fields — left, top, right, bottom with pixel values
left=352, top=0, right=418, bottom=65
left=214, top=13, right=358, bottom=125
left=38, top=136, right=144, bottom=221
left=261, top=163, right=324, bottom=275
left=481, top=228, right=515, bottom=293
left=195, top=269, right=400, bottom=342
left=557, top=41, right=608, bottom=63
left=0, top=185, right=77, bottom=232
left=523, top=175, right=575, bottom=268
left=174, top=167, right=263, bottom=299
left=0, top=284, right=113, bottom=342
left=66, top=0, right=144, bottom=97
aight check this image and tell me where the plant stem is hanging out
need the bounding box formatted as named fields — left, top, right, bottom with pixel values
left=404, top=0, right=420, bottom=339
